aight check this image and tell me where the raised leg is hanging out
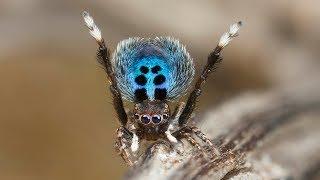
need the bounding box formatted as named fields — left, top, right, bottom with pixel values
left=82, top=11, right=128, bottom=126
left=178, top=22, right=242, bottom=126
left=115, top=126, right=136, bottom=166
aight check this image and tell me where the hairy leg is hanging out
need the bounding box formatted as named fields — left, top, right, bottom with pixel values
left=174, top=126, right=220, bottom=158
left=187, top=126, right=220, bottom=157
left=83, top=11, right=128, bottom=126
left=181, top=132, right=202, bottom=150
left=171, top=102, right=186, bottom=124
left=178, top=22, right=242, bottom=126
left=115, top=126, right=135, bottom=166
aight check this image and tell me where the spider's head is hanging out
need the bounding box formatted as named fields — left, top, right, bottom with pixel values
left=131, top=100, right=170, bottom=129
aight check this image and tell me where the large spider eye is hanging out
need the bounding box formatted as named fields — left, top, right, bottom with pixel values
left=152, top=115, right=162, bottom=124
left=140, top=115, right=150, bottom=124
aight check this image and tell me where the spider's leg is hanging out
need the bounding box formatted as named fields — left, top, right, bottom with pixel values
left=163, top=102, right=186, bottom=144
left=115, top=126, right=136, bottom=166
left=165, top=124, right=178, bottom=144
left=174, top=126, right=220, bottom=158
left=188, top=126, right=221, bottom=157
left=174, top=127, right=202, bottom=151
left=128, top=124, right=140, bottom=153
left=159, top=102, right=186, bottom=146
left=181, top=132, right=202, bottom=150
left=178, top=22, right=242, bottom=126
left=171, top=102, right=186, bottom=123
left=82, top=11, right=128, bottom=126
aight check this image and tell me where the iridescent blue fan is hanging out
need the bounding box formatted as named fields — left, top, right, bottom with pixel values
left=112, top=37, right=195, bottom=102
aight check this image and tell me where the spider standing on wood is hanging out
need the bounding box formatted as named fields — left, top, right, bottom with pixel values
left=82, top=11, right=241, bottom=166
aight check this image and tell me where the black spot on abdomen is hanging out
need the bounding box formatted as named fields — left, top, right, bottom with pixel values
left=151, top=65, right=161, bottom=74
left=135, top=88, right=148, bottom=102
left=154, top=88, right=167, bottom=100
left=135, top=75, right=147, bottom=86
left=140, top=66, right=149, bottom=74
left=153, top=74, right=166, bottom=85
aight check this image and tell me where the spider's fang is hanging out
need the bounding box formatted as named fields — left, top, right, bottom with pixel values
left=82, top=11, right=103, bottom=43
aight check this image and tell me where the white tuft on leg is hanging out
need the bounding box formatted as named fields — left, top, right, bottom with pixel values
left=218, top=21, right=242, bottom=48
left=165, top=124, right=178, bottom=143
left=131, top=133, right=139, bottom=152
left=82, top=11, right=103, bottom=43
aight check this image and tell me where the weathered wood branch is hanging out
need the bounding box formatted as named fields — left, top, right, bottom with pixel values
left=125, top=79, right=320, bottom=180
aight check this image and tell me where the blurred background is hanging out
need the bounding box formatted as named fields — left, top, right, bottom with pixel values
left=0, top=0, right=319, bottom=179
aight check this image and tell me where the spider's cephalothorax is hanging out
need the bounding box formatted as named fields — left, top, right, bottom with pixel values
left=83, top=11, right=242, bottom=166
left=131, top=100, right=170, bottom=140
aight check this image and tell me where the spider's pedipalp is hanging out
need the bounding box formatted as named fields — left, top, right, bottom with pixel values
left=131, top=133, right=140, bottom=152
left=165, top=124, right=178, bottom=143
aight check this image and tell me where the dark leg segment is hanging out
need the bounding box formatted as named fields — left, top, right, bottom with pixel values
left=170, top=102, right=185, bottom=126
left=83, top=11, right=128, bottom=126
left=178, top=48, right=222, bottom=126
left=97, top=42, right=132, bottom=156
left=178, top=22, right=242, bottom=126
left=97, top=42, right=128, bottom=126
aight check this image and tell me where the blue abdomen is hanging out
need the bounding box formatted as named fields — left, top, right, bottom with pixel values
left=112, top=37, right=195, bottom=102
left=128, top=56, right=172, bottom=101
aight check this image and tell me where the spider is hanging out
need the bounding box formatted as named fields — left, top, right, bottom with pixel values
left=82, top=11, right=241, bottom=166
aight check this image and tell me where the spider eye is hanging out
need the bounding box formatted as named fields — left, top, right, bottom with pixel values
left=140, top=115, right=150, bottom=124
left=152, top=115, right=162, bottom=124
left=162, top=114, right=169, bottom=120
left=134, top=114, right=140, bottom=120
